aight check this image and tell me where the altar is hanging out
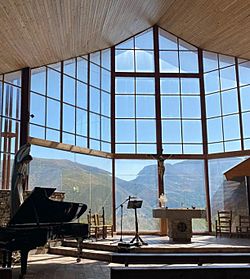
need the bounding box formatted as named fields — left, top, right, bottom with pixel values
left=153, top=208, right=206, bottom=242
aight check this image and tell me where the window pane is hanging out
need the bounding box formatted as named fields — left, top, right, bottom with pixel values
left=242, top=112, right=250, bottom=138
left=115, top=50, right=134, bottom=72
left=162, top=120, right=181, bottom=143
left=63, top=75, right=75, bottom=105
left=136, top=120, right=156, bottom=142
left=30, top=124, right=45, bottom=139
left=116, top=38, right=134, bottom=49
left=221, top=89, right=239, bottom=115
left=203, top=51, right=218, bottom=72
left=48, top=62, right=61, bottom=71
left=137, top=144, right=156, bottom=154
left=220, top=66, right=236, bottom=90
left=161, top=96, right=180, bottom=118
left=239, top=61, right=250, bottom=86
left=90, top=63, right=100, bottom=88
left=30, top=93, right=45, bottom=125
left=135, top=29, right=153, bottom=50
left=183, top=144, right=203, bottom=154
left=136, top=78, right=155, bottom=94
left=159, top=29, right=178, bottom=50
left=90, top=87, right=100, bottom=113
left=63, top=104, right=75, bottom=133
left=163, top=144, right=182, bottom=154
left=76, top=81, right=87, bottom=109
left=224, top=140, right=241, bottom=152
left=63, top=132, right=75, bottom=145
left=101, top=92, right=110, bottom=117
left=90, top=51, right=100, bottom=65
left=101, top=69, right=110, bottom=92
left=208, top=142, right=223, bottom=154
left=47, top=68, right=60, bottom=100
left=179, top=51, right=198, bottom=73
left=101, top=142, right=111, bottom=153
left=77, top=57, right=88, bottom=83
left=182, top=120, right=202, bottom=143
left=223, top=115, right=240, bottom=140
left=116, top=144, right=135, bottom=153
left=116, top=77, right=134, bottom=94
left=179, top=40, right=197, bottom=51
left=181, top=78, right=200, bottom=94
left=159, top=51, right=179, bottom=73
left=46, top=129, right=60, bottom=142
left=4, top=71, right=21, bottom=87
left=160, top=78, right=179, bottom=94
left=204, top=71, right=220, bottom=93
left=90, top=113, right=100, bottom=139
left=206, top=93, right=221, bottom=118
left=90, top=139, right=100, bottom=150
left=208, top=157, right=248, bottom=230
left=76, top=109, right=87, bottom=136
left=244, top=139, right=250, bottom=150
left=219, top=54, right=235, bottom=68
left=135, top=50, right=154, bottom=72
left=47, top=99, right=60, bottom=129
left=207, top=118, right=223, bottom=142
left=31, top=67, right=46, bottom=94
left=182, top=96, right=201, bottom=118
left=164, top=160, right=206, bottom=212
left=76, top=136, right=87, bottom=148
left=101, top=49, right=111, bottom=70
left=101, top=116, right=110, bottom=142
left=115, top=96, right=135, bottom=118
left=115, top=160, right=158, bottom=230
left=240, top=86, right=250, bottom=112
left=136, top=96, right=155, bottom=118
left=116, top=120, right=135, bottom=142
left=3, top=84, right=21, bottom=119
left=64, top=59, right=76, bottom=77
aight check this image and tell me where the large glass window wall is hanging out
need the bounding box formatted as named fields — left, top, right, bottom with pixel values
left=30, top=50, right=111, bottom=153
left=2, top=26, right=250, bottom=233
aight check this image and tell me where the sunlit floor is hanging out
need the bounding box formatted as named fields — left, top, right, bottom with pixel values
left=12, top=235, right=250, bottom=279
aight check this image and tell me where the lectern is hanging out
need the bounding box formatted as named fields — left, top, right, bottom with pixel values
left=127, top=198, right=147, bottom=246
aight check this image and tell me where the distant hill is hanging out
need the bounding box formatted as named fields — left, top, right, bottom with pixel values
left=28, top=158, right=209, bottom=231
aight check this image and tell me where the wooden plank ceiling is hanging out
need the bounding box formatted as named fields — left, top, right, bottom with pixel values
left=0, top=0, right=250, bottom=74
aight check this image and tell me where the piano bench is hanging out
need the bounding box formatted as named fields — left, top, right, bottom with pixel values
left=0, top=268, right=12, bottom=279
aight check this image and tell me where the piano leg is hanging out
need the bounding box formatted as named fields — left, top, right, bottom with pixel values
left=19, top=249, right=29, bottom=278
left=76, top=237, right=82, bottom=263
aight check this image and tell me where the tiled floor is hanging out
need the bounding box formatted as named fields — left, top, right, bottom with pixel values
left=11, top=235, right=250, bottom=279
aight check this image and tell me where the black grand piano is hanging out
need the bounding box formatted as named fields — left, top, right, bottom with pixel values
left=0, top=187, right=89, bottom=278
left=0, top=144, right=89, bottom=278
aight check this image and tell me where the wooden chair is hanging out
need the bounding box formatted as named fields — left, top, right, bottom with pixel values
left=236, top=215, right=250, bottom=238
left=87, top=210, right=103, bottom=240
left=96, top=207, right=113, bottom=239
left=215, top=210, right=232, bottom=237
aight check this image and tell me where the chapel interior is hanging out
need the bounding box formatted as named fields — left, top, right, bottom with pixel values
left=1, top=1, right=250, bottom=278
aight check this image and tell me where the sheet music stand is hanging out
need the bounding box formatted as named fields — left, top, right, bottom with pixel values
left=127, top=198, right=147, bottom=246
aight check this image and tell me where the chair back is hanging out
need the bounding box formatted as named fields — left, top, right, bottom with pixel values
left=217, top=210, right=232, bottom=226
left=239, top=215, right=250, bottom=228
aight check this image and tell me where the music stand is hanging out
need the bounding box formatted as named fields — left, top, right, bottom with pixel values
left=127, top=198, right=148, bottom=246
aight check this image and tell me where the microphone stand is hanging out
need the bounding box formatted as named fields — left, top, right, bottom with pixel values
left=115, top=197, right=130, bottom=243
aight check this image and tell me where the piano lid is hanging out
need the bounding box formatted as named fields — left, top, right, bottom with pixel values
left=9, top=187, right=87, bottom=226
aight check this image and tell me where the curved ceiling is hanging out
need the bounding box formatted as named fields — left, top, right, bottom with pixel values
left=0, top=0, right=250, bottom=74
